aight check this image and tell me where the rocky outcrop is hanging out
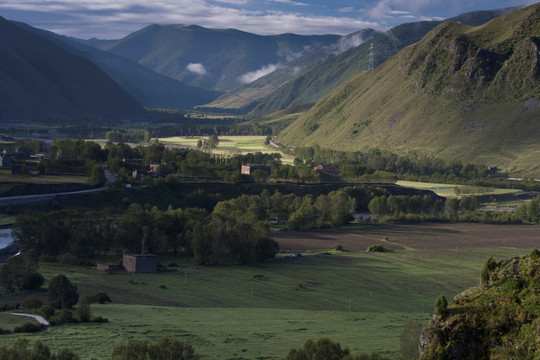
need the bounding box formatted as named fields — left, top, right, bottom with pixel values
left=419, top=251, right=540, bottom=359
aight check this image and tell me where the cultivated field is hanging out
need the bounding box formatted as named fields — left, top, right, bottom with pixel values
left=0, top=222, right=537, bottom=359
left=395, top=180, right=520, bottom=198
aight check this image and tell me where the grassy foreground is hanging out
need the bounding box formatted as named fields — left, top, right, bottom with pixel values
left=0, top=223, right=535, bottom=359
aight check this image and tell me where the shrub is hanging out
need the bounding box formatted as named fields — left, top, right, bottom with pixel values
left=41, top=305, right=55, bottom=320
left=77, top=302, right=91, bottom=323
left=60, top=309, right=74, bottom=323
left=22, top=272, right=45, bottom=290
left=367, top=244, right=387, bottom=252
left=13, top=323, right=44, bottom=333
left=434, top=294, right=448, bottom=317
left=531, top=248, right=540, bottom=259
left=335, top=245, right=344, bottom=251
left=93, top=292, right=112, bottom=304
left=481, top=256, right=497, bottom=285
left=92, top=316, right=109, bottom=323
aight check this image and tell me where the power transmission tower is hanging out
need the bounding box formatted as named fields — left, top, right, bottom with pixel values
left=367, top=43, right=374, bottom=71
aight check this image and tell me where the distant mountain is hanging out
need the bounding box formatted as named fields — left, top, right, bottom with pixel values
left=200, top=28, right=382, bottom=113
left=277, top=4, right=540, bottom=175
left=246, top=7, right=521, bottom=117
left=0, top=16, right=144, bottom=122
left=87, top=25, right=340, bottom=91
left=13, top=22, right=222, bottom=109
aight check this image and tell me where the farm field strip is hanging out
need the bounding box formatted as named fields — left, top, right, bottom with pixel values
left=395, top=180, right=520, bottom=198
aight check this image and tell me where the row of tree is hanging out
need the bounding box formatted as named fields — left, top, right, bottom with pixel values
left=12, top=189, right=360, bottom=263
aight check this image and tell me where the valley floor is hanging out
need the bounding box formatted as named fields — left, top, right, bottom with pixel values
left=0, top=222, right=537, bottom=359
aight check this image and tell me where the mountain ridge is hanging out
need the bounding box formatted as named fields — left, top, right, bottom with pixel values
left=12, top=21, right=222, bottom=109
left=0, top=16, right=144, bottom=122
left=87, top=24, right=341, bottom=92
left=244, top=6, right=522, bottom=117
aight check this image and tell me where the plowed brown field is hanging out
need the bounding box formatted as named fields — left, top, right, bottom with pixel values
left=273, top=223, right=539, bottom=252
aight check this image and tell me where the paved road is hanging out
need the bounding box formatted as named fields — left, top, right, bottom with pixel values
left=0, top=169, right=117, bottom=207
left=11, top=312, right=50, bottom=326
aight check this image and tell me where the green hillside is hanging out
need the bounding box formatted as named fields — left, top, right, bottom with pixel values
left=88, top=25, right=339, bottom=92
left=278, top=4, right=540, bottom=176
left=247, top=7, right=520, bottom=117
left=0, top=16, right=145, bottom=122
left=419, top=250, right=540, bottom=359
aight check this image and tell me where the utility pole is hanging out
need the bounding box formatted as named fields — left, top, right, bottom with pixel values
left=367, top=43, right=375, bottom=71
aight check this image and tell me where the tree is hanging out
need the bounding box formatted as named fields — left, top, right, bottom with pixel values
left=0, top=338, right=80, bottom=360
left=48, top=275, right=79, bottom=309
left=76, top=301, right=91, bottom=323
left=88, top=164, right=106, bottom=186
left=207, top=134, right=219, bottom=149
left=434, top=294, right=448, bottom=317
left=21, top=297, right=43, bottom=314
left=286, top=338, right=351, bottom=360
left=481, top=256, right=497, bottom=285
left=0, top=256, right=26, bottom=292
left=111, top=337, right=200, bottom=360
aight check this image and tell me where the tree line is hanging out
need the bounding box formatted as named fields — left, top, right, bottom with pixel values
left=12, top=189, right=360, bottom=263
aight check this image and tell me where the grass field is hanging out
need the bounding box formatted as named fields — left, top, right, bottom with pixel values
left=0, top=171, right=89, bottom=185
left=396, top=180, right=520, bottom=198
left=158, top=136, right=294, bottom=163
left=0, top=223, right=536, bottom=359
left=0, top=313, right=40, bottom=331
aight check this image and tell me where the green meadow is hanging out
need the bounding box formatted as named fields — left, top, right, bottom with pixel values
left=158, top=135, right=295, bottom=163
left=0, top=222, right=534, bottom=359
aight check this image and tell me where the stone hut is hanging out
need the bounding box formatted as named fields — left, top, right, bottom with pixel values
left=122, top=254, right=157, bottom=273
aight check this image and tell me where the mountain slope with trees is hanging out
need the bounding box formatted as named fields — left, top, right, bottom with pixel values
left=277, top=4, right=540, bottom=176
left=88, top=25, right=340, bottom=91
left=0, top=16, right=144, bottom=122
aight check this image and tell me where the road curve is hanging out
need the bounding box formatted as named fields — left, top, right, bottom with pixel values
left=11, top=312, right=50, bottom=326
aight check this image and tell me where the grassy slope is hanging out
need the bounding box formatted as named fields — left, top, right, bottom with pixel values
left=0, top=313, right=40, bottom=331
left=0, top=223, right=535, bottom=359
left=278, top=4, right=540, bottom=177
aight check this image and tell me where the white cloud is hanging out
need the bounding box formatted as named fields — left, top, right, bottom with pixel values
left=338, top=7, right=355, bottom=13
left=238, top=63, right=281, bottom=84
left=0, top=0, right=383, bottom=39
left=214, top=0, right=249, bottom=4
left=268, top=0, right=309, bottom=6
left=187, top=63, right=207, bottom=75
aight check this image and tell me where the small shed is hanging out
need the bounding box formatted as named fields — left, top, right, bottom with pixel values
left=241, top=164, right=272, bottom=175
left=122, top=254, right=157, bottom=273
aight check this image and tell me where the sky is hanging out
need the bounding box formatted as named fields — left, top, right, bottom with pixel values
left=0, top=0, right=537, bottom=39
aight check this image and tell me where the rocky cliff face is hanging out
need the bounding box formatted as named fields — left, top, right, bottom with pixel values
left=419, top=250, right=540, bottom=359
